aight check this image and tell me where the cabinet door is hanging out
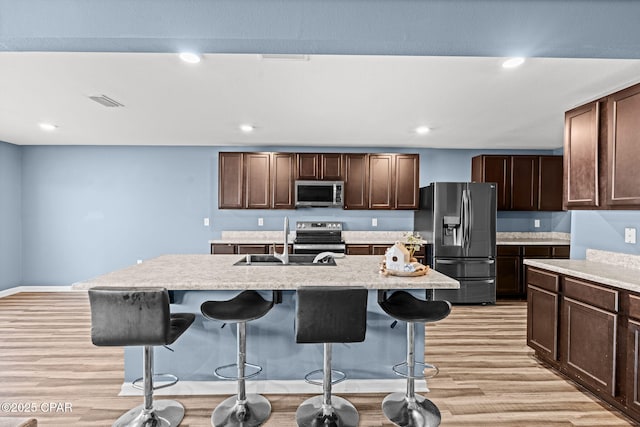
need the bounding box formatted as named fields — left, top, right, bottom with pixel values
left=321, top=154, right=343, bottom=180
left=296, top=153, right=319, bottom=180
left=473, top=156, right=511, bottom=210
left=344, top=154, right=369, bottom=209
left=626, top=319, right=640, bottom=414
left=272, top=153, right=295, bottom=209
left=395, top=154, right=420, bottom=209
left=496, top=255, right=521, bottom=297
left=564, top=102, right=600, bottom=209
left=563, top=297, right=617, bottom=396
left=244, top=153, right=271, bottom=209
left=369, top=154, right=395, bottom=209
left=218, top=152, right=244, bottom=209
left=511, top=156, right=539, bottom=210
left=538, top=156, right=564, bottom=211
left=346, top=244, right=371, bottom=255
left=371, top=245, right=388, bottom=255
left=527, top=285, right=559, bottom=361
left=607, top=84, right=640, bottom=207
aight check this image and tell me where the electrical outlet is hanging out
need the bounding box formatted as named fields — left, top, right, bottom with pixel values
left=625, top=227, right=637, bottom=244
left=203, top=217, right=210, bottom=226
left=534, top=219, right=540, bottom=228
left=372, top=218, right=378, bottom=227
left=258, top=218, right=264, bottom=226
left=137, top=259, right=143, bottom=264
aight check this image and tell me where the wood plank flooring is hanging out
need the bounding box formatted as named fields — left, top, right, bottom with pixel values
left=0, top=292, right=636, bottom=426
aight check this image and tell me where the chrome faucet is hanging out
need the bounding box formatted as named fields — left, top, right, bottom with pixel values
left=274, top=217, right=290, bottom=265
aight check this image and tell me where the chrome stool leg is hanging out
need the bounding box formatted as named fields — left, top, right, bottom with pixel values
left=114, top=345, right=185, bottom=427
left=296, top=343, right=359, bottom=427
left=212, top=321, right=271, bottom=427
left=382, top=322, right=441, bottom=427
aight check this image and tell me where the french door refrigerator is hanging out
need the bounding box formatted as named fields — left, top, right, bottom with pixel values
left=415, top=182, right=497, bottom=304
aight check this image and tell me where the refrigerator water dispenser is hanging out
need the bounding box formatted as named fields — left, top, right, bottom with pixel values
left=443, top=216, right=461, bottom=246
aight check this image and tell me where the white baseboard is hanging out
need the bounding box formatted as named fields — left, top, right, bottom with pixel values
left=0, top=285, right=74, bottom=299
left=119, top=378, right=427, bottom=396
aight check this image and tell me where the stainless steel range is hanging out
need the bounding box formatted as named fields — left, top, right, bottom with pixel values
left=293, top=221, right=345, bottom=254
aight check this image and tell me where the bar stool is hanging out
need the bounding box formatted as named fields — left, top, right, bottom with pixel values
left=88, top=287, right=195, bottom=427
left=200, top=290, right=280, bottom=427
left=378, top=290, right=451, bottom=427
left=295, top=286, right=368, bottom=427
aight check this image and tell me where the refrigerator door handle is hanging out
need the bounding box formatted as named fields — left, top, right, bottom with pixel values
left=461, top=189, right=470, bottom=249
left=436, top=259, right=495, bottom=265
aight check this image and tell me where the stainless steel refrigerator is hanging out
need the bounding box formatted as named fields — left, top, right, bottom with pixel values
left=414, top=182, right=496, bottom=304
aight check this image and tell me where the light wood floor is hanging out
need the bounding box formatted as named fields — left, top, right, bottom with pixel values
left=0, top=292, right=636, bottom=426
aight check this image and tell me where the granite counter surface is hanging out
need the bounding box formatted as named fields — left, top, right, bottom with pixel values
left=524, top=255, right=640, bottom=294
left=72, top=254, right=459, bottom=291
left=496, top=232, right=570, bottom=246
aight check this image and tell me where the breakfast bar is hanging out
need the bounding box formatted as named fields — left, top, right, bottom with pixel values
left=73, top=254, right=459, bottom=395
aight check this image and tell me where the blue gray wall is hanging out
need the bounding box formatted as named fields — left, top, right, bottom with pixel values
left=570, top=211, right=640, bottom=259
left=0, top=141, right=22, bottom=291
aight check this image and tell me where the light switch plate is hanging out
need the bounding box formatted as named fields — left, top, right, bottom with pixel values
left=372, top=218, right=378, bottom=227
left=203, top=217, right=210, bottom=226
left=258, top=218, right=264, bottom=226
left=625, top=227, right=636, bottom=244
left=534, top=219, right=540, bottom=228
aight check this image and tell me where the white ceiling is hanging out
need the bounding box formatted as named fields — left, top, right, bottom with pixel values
left=2, top=52, right=640, bottom=150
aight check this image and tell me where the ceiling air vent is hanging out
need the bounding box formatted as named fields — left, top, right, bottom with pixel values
left=89, top=95, right=124, bottom=108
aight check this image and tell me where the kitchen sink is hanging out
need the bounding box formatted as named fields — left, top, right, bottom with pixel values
left=233, top=254, right=337, bottom=266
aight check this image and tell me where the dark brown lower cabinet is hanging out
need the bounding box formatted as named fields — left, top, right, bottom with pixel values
left=563, top=297, right=617, bottom=396
left=346, top=244, right=371, bottom=255
left=236, top=244, right=268, bottom=254
left=526, top=266, right=638, bottom=421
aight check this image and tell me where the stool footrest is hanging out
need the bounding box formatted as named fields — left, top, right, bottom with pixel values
left=214, top=362, right=263, bottom=380
left=304, top=368, right=347, bottom=386
left=392, top=361, right=439, bottom=379
left=132, top=373, right=179, bottom=391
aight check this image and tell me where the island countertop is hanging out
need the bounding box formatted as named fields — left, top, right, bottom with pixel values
left=72, top=254, right=459, bottom=290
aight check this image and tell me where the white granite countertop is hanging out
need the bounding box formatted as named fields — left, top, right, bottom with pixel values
left=496, top=232, right=570, bottom=246
left=523, top=249, right=640, bottom=293
left=72, top=254, right=459, bottom=291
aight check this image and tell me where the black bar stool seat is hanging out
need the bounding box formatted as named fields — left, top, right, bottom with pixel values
left=89, top=287, right=195, bottom=427
left=295, top=286, right=368, bottom=427
left=201, top=290, right=279, bottom=427
left=378, top=290, right=451, bottom=427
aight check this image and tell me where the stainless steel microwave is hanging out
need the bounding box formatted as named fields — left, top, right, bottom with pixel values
left=295, top=180, right=344, bottom=208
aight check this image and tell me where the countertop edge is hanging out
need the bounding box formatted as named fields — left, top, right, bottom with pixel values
left=523, top=259, right=640, bottom=293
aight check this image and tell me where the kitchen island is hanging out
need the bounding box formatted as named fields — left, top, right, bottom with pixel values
left=73, top=254, right=459, bottom=395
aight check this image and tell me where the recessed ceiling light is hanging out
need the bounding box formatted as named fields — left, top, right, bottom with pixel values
left=415, top=126, right=430, bottom=135
left=239, top=124, right=255, bottom=133
left=38, top=122, right=58, bottom=131
left=502, top=57, right=525, bottom=69
left=179, top=52, right=201, bottom=64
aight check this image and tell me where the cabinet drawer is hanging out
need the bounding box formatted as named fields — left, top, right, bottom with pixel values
left=371, top=245, right=389, bottom=255
left=628, top=294, right=640, bottom=321
left=211, top=243, right=236, bottom=254
left=237, top=244, right=268, bottom=254
left=564, top=277, right=619, bottom=313
left=526, top=267, right=559, bottom=293
left=552, top=246, right=570, bottom=258
left=523, top=245, right=551, bottom=258
left=497, top=245, right=521, bottom=256
left=346, top=245, right=371, bottom=255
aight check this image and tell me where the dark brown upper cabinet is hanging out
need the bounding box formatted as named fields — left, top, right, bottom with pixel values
left=564, top=102, right=600, bottom=209
left=343, top=153, right=369, bottom=209
left=511, top=156, right=539, bottom=210
left=219, top=152, right=293, bottom=209
left=607, top=84, right=640, bottom=207
left=271, top=153, right=295, bottom=209
left=472, top=155, right=563, bottom=211
left=472, top=155, right=511, bottom=210
left=296, top=153, right=343, bottom=181
left=368, top=153, right=420, bottom=210
left=538, top=156, right=564, bottom=211
left=244, top=153, right=271, bottom=209
left=218, top=152, right=244, bottom=209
